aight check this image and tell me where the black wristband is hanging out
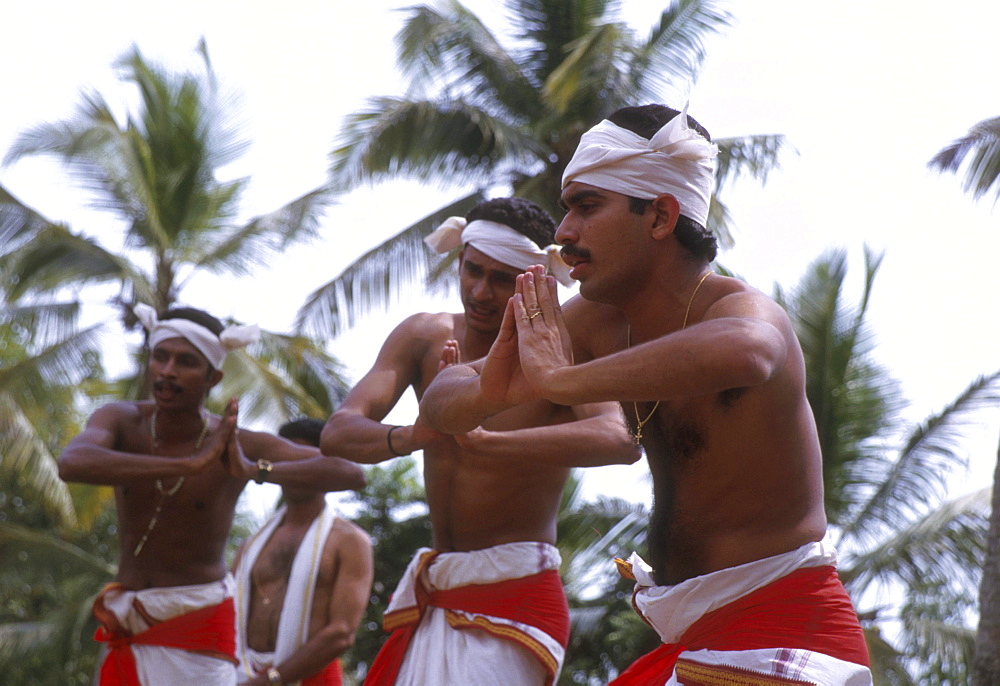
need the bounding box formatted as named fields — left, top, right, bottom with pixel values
left=386, top=425, right=410, bottom=457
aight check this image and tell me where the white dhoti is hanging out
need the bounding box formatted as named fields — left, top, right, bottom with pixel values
left=93, top=576, right=237, bottom=686
left=366, top=542, right=569, bottom=686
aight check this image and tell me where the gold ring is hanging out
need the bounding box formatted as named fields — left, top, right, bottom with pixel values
left=529, top=311, right=542, bottom=320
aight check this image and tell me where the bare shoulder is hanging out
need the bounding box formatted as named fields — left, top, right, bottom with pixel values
left=328, top=517, right=373, bottom=557
left=377, top=311, right=458, bottom=360
left=704, top=277, right=789, bottom=322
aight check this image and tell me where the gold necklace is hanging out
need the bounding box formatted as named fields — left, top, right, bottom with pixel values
left=628, top=270, right=713, bottom=446
left=133, top=406, right=209, bottom=556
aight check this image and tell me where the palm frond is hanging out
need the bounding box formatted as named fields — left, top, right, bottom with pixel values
left=631, top=0, right=734, bottom=103
left=544, top=22, right=634, bottom=117
left=215, top=330, right=351, bottom=424
left=0, top=184, right=60, bottom=258
left=840, top=488, right=988, bottom=595
left=929, top=116, right=1000, bottom=203
left=0, top=523, right=117, bottom=577
left=0, top=397, right=76, bottom=527
left=328, top=98, right=540, bottom=192
left=295, top=191, right=485, bottom=338
left=397, top=1, right=539, bottom=116
left=0, top=223, right=153, bottom=303
left=841, top=371, right=1000, bottom=542
left=0, top=301, right=83, bottom=350
left=179, top=185, right=331, bottom=283
left=714, top=134, right=791, bottom=190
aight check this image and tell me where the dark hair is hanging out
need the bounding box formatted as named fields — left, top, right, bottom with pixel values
left=278, top=418, right=325, bottom=447
left=161, top=307, right=225, bottom=336
left=610, top=105, right=718, bottom=262
left=465, top=197, right=556, bottom=249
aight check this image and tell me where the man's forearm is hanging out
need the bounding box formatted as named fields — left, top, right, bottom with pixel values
left=265, top=455, right=365, bottom=492
left=420, top=364, right=514, bottom=434
left=58, top=446, right=198, bottom=485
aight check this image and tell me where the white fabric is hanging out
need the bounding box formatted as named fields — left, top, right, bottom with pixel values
left=424, top=217, right=573, bottom=286
left=663, top=648, right=873, bottom=686
left=390, top=542, right=565, bottom=686
left=625, top=540, right=873, bottom=685
left=234, top=503, right=339, bottom=684
left=99, top=576, right=236, bottom=686
left=626, top=540, right=838, bottom=644
left=562, top=109, right=717, bottom=226
left=135, top=302, right=260, bottom=369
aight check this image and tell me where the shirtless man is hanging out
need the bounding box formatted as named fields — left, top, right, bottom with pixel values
left=58, top=305, right=366, bottom=686
left=420, top=106, right=874, bottom=684
left=321, top=197, right=637, bottom=685
left=233, top=418, right=373, bottom=686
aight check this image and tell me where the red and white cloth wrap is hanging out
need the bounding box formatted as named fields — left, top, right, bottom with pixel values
left=611, top=540, right=873, bottom=685
left=365, top=541, right=570, bottom=686
left=562, top=106, right=718, bottom=227
left=234, top=503, right=343, bottom=686
left=92, top=576, right=238, bottom=686
left=134, top=303, right=260, bottom=370
left=424, top=217, right=574, bottom=286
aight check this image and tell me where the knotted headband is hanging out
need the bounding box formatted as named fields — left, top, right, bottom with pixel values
left=424, top=217, right=573, bottom=286
left=135, top=303, right=260, bottom=370
left=562, top=108, right=718, bottom=226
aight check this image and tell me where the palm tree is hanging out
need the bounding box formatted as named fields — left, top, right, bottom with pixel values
left=0, top=41, right=345, bottom=422
left=779, top=246, right=999, bottom=682
left=930, top=118, right=1000, bottom=685
left=297, top=0, right=790, bottom=337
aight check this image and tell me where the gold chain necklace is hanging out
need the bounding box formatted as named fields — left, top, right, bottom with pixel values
left=133, top=406, right=209, bottom=556
left=628, top=270, right=713, bottom=446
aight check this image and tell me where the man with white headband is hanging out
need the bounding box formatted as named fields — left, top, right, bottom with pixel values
left=59, top=305, right=366, bottom=686
left=421, top=106, right=873, bottom=684
left=322, top=197, right=637, bottom=685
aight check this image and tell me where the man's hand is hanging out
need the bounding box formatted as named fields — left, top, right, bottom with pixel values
left=218, top=398, right=253, bottom=480
left=476, top=293, right=539, bottom=405
left=509, top=265, right=573, bottom=399
left=189, top=398, right=236, bottom=474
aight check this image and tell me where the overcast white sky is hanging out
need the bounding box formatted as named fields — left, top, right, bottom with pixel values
left=3, top=0, right=999, bottom=508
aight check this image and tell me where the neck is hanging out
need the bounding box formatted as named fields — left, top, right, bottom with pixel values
left=622, top=262, right=712, bottom=341
left=282, top=497, right=326, bottom=526
left=150, top=402, right=207, bottom=442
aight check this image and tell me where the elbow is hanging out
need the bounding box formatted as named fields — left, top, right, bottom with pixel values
left=319, top=416, right=342, bottom=457
left=320, top=625, right=358, bottom=660
left=57, top=456, right=82, bottom=483
left=344, top=461, right=367, bottom=491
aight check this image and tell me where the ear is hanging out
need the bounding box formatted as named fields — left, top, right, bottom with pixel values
left=208, top=368, right=224, bottom=389
left=650, top=194, right=681, bottom=240
left=457, top=248, right=466, bottom=271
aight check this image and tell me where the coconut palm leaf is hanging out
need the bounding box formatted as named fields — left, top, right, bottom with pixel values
left=630, top=0, right=732, bottom=102
left=839, top=373, right=1000, bottom=545
left=841, top=488, right=988, bottom=594
left=330, top=97, right=540, bottom=192
left=295, top=191, right=485, bottom=338
left=929, top=116, right=1000, bottom=203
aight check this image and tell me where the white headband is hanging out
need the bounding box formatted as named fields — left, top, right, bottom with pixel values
left=135, top=303, right=260, bottom=370
left=424, top=217, right=573, bottom=286
left=561, top=109, right=718, bottom=226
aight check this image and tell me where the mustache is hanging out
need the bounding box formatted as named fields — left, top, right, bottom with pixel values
left=560, top=245, right=590, bottom=261
left=153, top=380, right=182, bottom=393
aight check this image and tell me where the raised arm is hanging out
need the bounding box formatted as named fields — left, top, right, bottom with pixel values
left=233, top=428, right=366, bottom=492
left=248, top=523, right=374, bottom=685
left=453, top=399, right=640, bottom=468
left=58, top=402, right=231, bottom=485
left=322, top=315, right=446, bottom=463
left=516, top=269, right=794, bottom=407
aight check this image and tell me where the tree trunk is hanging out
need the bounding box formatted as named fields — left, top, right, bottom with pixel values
left=973, top=435, right=1000, bottom=684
